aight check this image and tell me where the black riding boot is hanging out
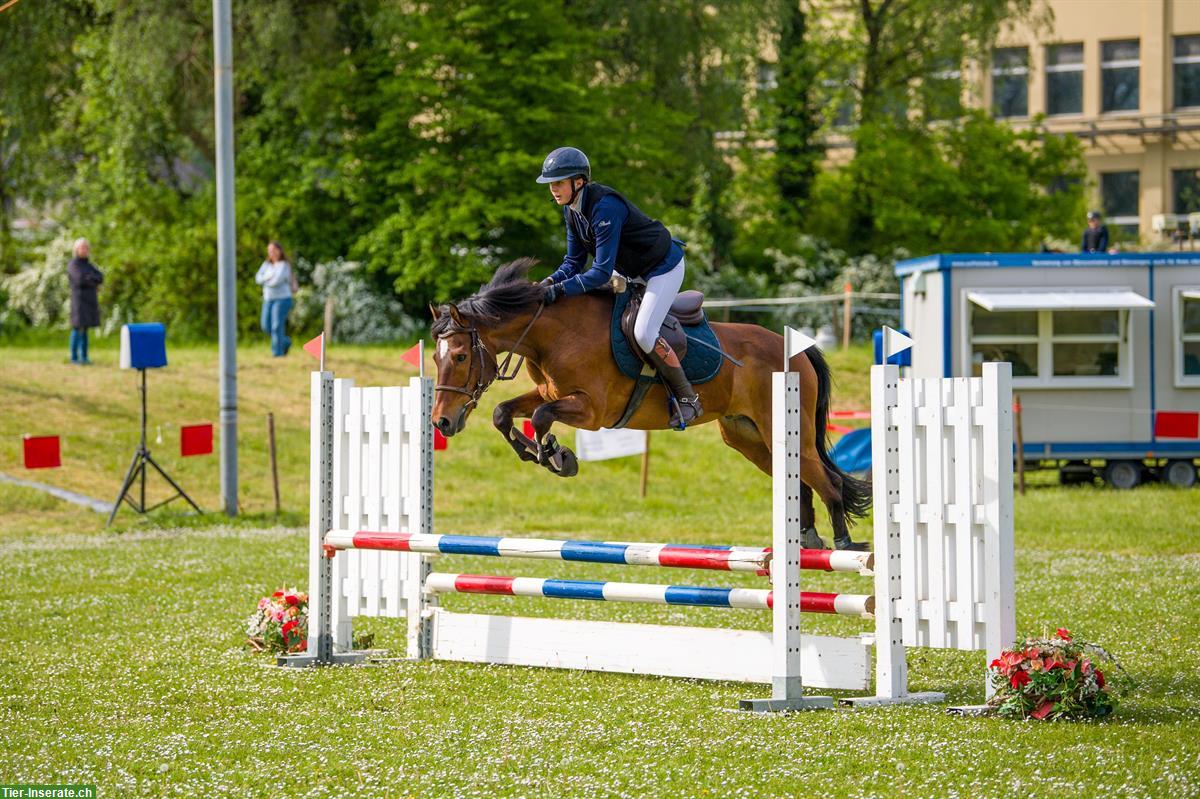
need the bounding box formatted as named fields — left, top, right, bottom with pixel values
left=646, top=336, right=703, bottom=428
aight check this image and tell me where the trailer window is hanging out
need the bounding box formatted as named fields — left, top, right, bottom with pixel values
left=1051, top=310, right=1122, bottom=376
left=1180, top=289, right=1200, bottom=386
left=968, top=304, right=1135, bottom=386
left=969, top=308, right=1038, bottom=376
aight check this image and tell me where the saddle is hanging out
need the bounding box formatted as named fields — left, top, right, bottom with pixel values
left=608, top=281, right=726, bottom=428
left=618, top=284, right=706, bottom=368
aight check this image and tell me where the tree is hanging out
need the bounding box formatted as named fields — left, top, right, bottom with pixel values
left=0, top=1, right=93, bottom=272
left=821, top=0, right=1046, bottom=249
left=773, top=1, right=825, bottom=224
left=807, top=113, right=1088, bottom=254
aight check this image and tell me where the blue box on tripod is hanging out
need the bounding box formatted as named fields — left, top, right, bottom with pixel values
left=119, top=323, right=168, bottom=369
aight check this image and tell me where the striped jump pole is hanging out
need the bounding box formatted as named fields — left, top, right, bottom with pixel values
left=324, top=530, right=874, bottom=575
left=424, top=573, right=875, bottom=617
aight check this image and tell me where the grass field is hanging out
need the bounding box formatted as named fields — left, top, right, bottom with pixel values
left=1, top=338, right=1198, bottom=798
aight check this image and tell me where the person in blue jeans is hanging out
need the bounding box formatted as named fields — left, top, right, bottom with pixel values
left=67, top=237, right=103, bottom=364
left=255, top=240, right=294, bottom=357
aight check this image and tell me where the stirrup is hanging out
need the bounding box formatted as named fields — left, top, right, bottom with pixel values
left=669, top=395, right=702, bottom=430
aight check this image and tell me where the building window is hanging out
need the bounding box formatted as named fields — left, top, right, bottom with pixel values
left=756, top=62, right=778, bottom=92
left=1046, top=43, right=1084, bottom=115
left=926, top=61, right=962, bottom=120
left=1174, top=35, right=1200, bottom=108
left=823, top=79, right=855, bottom=127
left=991, top=47, right=1028, bottom=118
left=1101, top=171, right=1140, bottom=236
left=1101, top=40, right=1139, bottom=112
left=1179, top=289, right=1200, bottom=386
left=1173, top=168, right=1200, bottom=214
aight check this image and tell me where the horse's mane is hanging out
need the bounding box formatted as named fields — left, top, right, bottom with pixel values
left=432, top=258, right=544, bottom=334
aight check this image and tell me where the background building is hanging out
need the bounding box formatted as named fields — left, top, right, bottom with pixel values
left=985, top=0, right=1200, bottom=241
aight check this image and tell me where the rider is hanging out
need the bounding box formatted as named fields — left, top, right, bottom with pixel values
left=536, top=146, right=702, bottom=428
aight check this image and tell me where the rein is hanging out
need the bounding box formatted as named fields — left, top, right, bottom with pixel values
left=434, top=302, right=545, bottom=412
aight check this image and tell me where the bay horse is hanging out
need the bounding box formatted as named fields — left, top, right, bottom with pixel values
left=430, top=259, right=870, bottom=550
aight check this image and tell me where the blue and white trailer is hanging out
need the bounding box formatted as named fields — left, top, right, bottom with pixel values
left=895, top=252, right=1200, bottom=488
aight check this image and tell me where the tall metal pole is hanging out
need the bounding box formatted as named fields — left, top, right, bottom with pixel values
left=214, top=0, right=238, bottom=516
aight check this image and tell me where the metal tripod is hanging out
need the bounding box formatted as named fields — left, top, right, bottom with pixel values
left=107, top=368, right=202, bottom=526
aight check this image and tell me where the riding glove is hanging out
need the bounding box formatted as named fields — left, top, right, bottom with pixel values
left=542, top=283, right=562, bottom=305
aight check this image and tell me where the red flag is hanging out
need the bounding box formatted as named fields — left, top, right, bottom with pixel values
left=23, top=435, right=61, bottom=469
left=180, top=424, right=214, bottom=457
left=401, top=342, right=421, bottom=368
left=434, top=429, right=448, bottom=451
left=302, top=333, right=324, bottom=361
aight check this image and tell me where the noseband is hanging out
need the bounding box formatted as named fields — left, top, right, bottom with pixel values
left=433, top=303, right=545, bottom=413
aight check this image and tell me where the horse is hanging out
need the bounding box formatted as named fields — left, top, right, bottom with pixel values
left=430, top=259, right=871, bottom=551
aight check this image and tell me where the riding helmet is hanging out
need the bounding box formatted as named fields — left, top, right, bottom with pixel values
left=536, top=147, right=591, bottom=183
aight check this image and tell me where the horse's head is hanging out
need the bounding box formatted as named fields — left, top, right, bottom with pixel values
left=429, top=302, right=496, bottom=437
left=428, top=259, right=545, bottom=437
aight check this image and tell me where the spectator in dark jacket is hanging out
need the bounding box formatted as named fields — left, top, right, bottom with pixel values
left=67, top=238, right=103, bottom=364
left=1081, top=211, right=1110, bottom=253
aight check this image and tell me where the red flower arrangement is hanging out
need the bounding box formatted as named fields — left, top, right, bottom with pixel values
left=988, top=628, right=1130, bottom=720
left=245, top=588, right=309, bottom=654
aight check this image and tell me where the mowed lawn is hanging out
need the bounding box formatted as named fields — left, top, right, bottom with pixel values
left=1, top=338, right=1198, bottom=798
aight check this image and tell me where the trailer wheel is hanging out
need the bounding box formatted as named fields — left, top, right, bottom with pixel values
left=1104, top=460, right=1142, bottom=490
left=1164, top=460, right=1198, bottom=488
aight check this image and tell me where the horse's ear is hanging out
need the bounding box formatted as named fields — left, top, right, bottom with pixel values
left=447, top=304, right=466, bottom=327
left=429, top=303, right=440, bottom=321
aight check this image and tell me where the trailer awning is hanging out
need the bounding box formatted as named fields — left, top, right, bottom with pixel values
left=967, top=288, right=1155, bottom=311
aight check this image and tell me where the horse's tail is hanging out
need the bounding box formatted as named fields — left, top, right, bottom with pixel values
left=806, top=347, right=873, bottom=523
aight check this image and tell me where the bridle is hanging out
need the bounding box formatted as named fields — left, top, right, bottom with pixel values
left=433, top=303, right=545, bottom=414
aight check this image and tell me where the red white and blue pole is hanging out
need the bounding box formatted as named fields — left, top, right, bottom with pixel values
left=423, top=572, right=875, bottom=617
left=323, top=530, right=873, bottom=575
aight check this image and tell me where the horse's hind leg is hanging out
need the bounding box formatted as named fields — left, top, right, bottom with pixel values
left=492, top=390, right=545, bottom=464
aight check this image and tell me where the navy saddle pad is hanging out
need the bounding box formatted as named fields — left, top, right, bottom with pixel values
left=609, top=291, right=722, bottom=384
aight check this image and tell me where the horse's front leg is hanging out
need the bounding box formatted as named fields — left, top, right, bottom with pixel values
left=530, top=393, right=596, bottom=478
left=492, top=389, right=545, bottom=464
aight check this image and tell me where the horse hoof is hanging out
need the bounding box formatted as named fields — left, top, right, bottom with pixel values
left=549, top=448, right=579, bottom=478
left=554, top=448, right=578, bottom=472
left=834, top=537, right=869, bottom=552
left=801, top=527, right=827, bottom=550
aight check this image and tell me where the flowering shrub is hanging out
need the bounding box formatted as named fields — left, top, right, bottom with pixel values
left=988, top=628, right=1130, bottom=720
left=0, top=232, right=75, bottom=330
left=245, top=589, right=308, bottom=654
left=289, top=257, right=421, bottom=344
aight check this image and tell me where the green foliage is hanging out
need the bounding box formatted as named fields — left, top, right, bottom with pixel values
left=0, top=232, right=75, bottom=329
left=809, top=114, right=1089, bottom=255
left=772, top=0, right=824, bottom=222
left=0, top=0, right=1094, bottom=339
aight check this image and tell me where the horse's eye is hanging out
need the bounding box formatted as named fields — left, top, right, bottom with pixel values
left=455, top=353, right=467, bottom=363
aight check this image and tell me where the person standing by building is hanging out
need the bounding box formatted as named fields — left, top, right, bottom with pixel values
left=1081, top=211, right=1109, bottom=253
left=255, top=240, right=294, bottom=357
left=67, top=238, right=103, bottom=365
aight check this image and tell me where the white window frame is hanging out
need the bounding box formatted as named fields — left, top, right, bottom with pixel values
left=1176, top=286, right=1200, bottom=388
left=1174, top=35, right=1200, bottom=109
left=962, top=289, right=1137, bottom=389
left=991, top=47, right=1029, bottom=119
left=1100, top=39, right=1140, bottom=115
left=1046, top=43, right=1085, bottom=117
